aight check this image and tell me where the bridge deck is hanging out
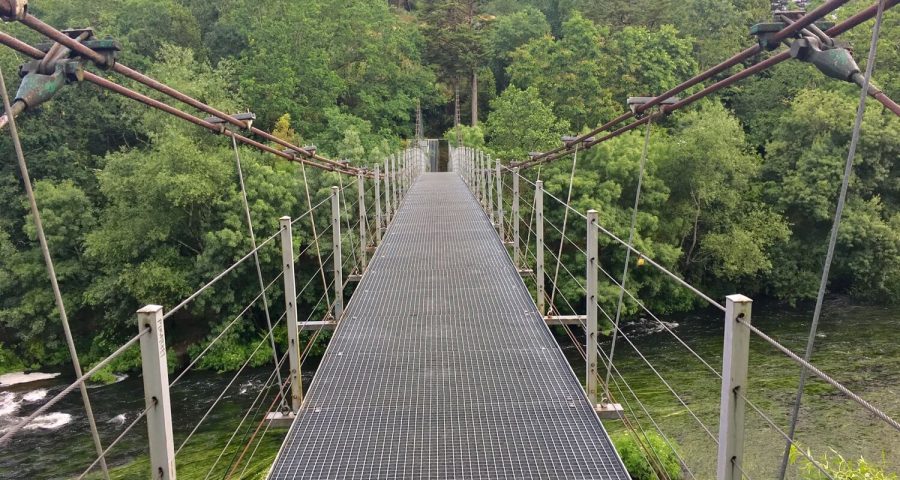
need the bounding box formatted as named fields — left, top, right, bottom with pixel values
left=269, top=173, right=629, bottom=479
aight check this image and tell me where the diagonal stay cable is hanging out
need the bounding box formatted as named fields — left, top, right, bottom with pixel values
left=778, top=0, right=892, bottom=476
left=76, top=403, right=153, bottom=479
left=231, top=135, right=285, bottom=409
left=0, top=65, right=110, bottom=477
left=300, top=162, right=332, bottom=313
left=0, top=327, right=148, bottom=445
left=164, top=228, right=281, bottom=321
left=549, top=143, right=580, bottom=313
left=743, top=318, right=900, bottom=433
left=606, top=116, right=654, bottom=402
left=503, top=163, right=723, bottom=311
left=170, top=270, right=284, bottom=387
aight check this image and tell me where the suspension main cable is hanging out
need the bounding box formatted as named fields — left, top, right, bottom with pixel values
left=4, top=12, right=365, bottom=176
left=519, top=0, right=897, bottom=168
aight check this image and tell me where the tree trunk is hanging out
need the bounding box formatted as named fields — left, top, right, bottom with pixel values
left=471, top=69, right=478, bottom=127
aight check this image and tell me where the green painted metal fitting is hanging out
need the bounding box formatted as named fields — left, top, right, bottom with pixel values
left=790, top=37, right=860, bottom=82
left=14, top=60, right=82, bottom=111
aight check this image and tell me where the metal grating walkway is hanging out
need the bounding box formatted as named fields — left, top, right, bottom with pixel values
left=269, top=173, right=629, bottom=479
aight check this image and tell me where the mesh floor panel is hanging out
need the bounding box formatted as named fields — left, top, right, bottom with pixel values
left=268, top=173, right=629, bottom=479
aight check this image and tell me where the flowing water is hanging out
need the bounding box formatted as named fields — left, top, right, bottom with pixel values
left=1, top=299, right=897, bottom=478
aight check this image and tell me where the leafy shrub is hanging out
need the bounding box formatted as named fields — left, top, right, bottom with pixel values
left=612, top=431, right=683, bottom=480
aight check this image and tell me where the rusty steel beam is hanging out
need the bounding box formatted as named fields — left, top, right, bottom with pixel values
left=518, top=0, right=898, bottom=169
left=12, top=13, right=365, bottom=176
left=0, top=31, right=365, bottom=177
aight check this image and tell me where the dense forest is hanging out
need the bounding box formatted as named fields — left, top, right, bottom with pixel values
left=0, top=0, right=898, bottom=375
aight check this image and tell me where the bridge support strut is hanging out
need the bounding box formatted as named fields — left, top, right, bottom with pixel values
left=137, top=305, right=177, bottom=480
left=280, top=216, right=302, bottom=412
left=332, top=186, right=344, bottom=321
left=717, top=294, right=752, bottom=480
left=586, top=210, right=599, bottom=406
left=535, top=180, right=545, bottom=315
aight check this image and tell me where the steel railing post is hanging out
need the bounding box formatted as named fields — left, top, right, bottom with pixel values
left=391, top=154, right=399, bottom=212
left=495, top=158, right=504, bottom=239
left=357, top=172, right=367, bottom=269
left=374, top=165, right=383, bottom=244
left=512, top=167, right=520, bottom=268
left=331, top=187, right=344, bottom=320
left=487, top=154, right=494, bottom=221
left=137, top=304, right=176, bottom=480
left=535, top=180, right=545, bottom=315
left=279, top=217, right=302, bottom=411
left=717, top=294, right=752, bottom=480
left=586, top=210, right=599, bottom=405
left=383, top=158, right=392, bottom=224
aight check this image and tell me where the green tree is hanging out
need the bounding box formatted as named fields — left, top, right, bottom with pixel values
left=483, top=86, right=568, bottom=161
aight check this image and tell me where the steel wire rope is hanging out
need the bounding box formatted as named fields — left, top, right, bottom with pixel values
left=300, top=162, right=332, bottom=313
left=176, top=325, right=285, bottom=455
left=778, top=0, right=893, bottom=475
left=163, top=228, right=282, bottom=321
left=741, top=318, right=900, bottom=432
left=170, top=269, right=285, bottom=387
left=207, top=287, right=332, bottom=480
left=0, top=65, right=110, bottom=477
left=556, top=311, right=676, bottom=480
left=231, top=135, right=285, bottom=408
left=0, top=327, right=149, bottom=445
left=75, top=403, right=154, bottom=479
left=505, top=164, right=724, bottom=311
left=526, top=200, right=838, bottom=479
left=607, top=116, right=654, bottom=401
left=549, top=143, right=580, bottom=314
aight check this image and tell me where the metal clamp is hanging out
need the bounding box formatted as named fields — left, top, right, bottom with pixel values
left=0, top=0, right=27, bottom=21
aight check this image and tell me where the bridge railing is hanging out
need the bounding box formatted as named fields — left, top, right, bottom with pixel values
left=450, top=145, right=899, bottom=480
left=0, top=144, right=424, bottom=479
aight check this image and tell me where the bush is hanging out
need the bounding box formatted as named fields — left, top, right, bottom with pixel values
left=612, top=431, right=683, bottom=480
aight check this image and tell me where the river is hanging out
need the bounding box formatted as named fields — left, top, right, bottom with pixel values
left=1, top=298, right=897, bottom=479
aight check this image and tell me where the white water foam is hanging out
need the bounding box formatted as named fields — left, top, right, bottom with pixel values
left=0, top=391, right=18, bottom=417
left=22, top=412, right=72, bottom=430
left=22, top=389, right=47, bottom=402
left=107, top=413, right=126, bottom=425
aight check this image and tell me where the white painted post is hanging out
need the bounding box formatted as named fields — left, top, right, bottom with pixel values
left=391, top=154, right=399, bottom=211
left=495, top=158, right=504, bottom=239
left=357, top=173, right=367, bottom=269
left=279, top=217, right=302, bottom=411
left=487, top=155, right=494, bottom=221
left=374, top=165, right=383, bottom=244
left=535, top=180, right=545, bottom=315
left=331, top=187, right=344, bottom=320
left=383, top=158, right=392, bottom=224
left=586, top=210, right=599, bottom=405
left=480, top=153, right=488, bottom=211
left=717, top=294, right=753, bottom=480
left=137, top=305, right=176, bottom=480
left=512, top=167, right=520, bottom=268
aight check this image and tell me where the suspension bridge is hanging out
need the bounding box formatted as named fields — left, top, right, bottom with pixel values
left=0, top=1, right=898, bottom=479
